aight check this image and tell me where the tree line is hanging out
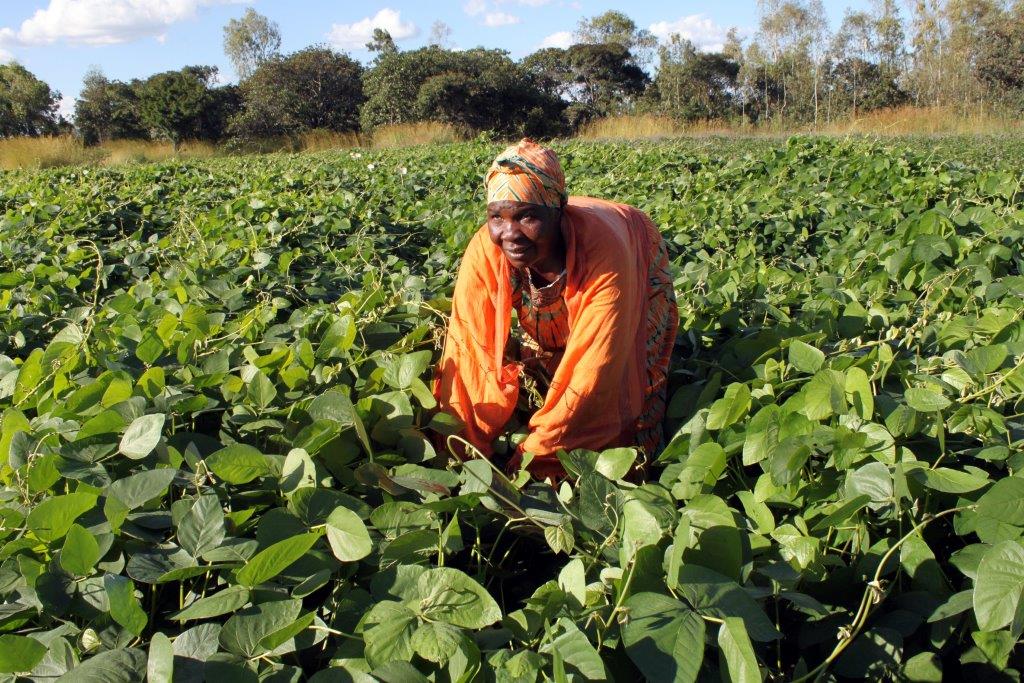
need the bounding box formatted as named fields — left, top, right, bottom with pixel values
left=2, top=2, right=1024, bottom=147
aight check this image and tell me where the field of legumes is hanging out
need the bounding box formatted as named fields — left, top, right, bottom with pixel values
left=2, top=136, right=1024, bottom=681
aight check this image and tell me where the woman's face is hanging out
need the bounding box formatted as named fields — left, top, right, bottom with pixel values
left=486, top=200, right=563, bottom=271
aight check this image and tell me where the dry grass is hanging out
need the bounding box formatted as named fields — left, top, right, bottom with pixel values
left=818, top=105, right=1022, bottom=136
left=0, top=135, right=219, bottom=170
left=298, top=129, right=366, bottom=151
left=100, top=139, right=217, bottom=165
left=578, top=115, right=743, bottom=140
left=0, top=135, right=103, bottom=170
left=371, top=122, right=465, bottom=148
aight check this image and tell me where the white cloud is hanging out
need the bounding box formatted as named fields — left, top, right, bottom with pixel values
left=538, top=30, right=573, bottom=49
left=463, top=0, right=486, bottom=17
left=3, top=0, right=235, bottom=47
left=483, top=12, right=520, bottom=27
left=327, top=8, right=419, bottom=51
left=649, top=14, right=729, bottom=52
left=497, top=0, right=553, bottom=6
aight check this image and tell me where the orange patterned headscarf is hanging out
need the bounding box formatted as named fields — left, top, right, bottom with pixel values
left=485, top=138, right=567, bottom=209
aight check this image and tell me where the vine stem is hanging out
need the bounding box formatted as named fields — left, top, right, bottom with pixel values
left=791, top=505, right=973, bottom=683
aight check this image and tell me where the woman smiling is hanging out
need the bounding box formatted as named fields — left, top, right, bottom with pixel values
left=435, top=139, right=677, bottom=479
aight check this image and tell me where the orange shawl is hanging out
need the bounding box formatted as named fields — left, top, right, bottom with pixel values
left=435, top=196, right=663, bottom=474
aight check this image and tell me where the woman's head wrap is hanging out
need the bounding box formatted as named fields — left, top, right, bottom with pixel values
left=485, top=138, right=567, bottom=209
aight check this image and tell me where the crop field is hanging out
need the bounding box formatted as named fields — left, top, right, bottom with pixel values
left=1, top=136, right=1024, bottom=681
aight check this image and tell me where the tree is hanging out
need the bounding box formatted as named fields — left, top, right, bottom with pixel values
left=872, top=0, right=905, bottom=76
left=366, top=28, right=397, bottom=56
left=74, top=68, right=147, bottom=144
left=0, top=63, right=61, bottom=137
left=976, top=8, right=1024, bottom=111
left=575, top=11, right=656, bottom=67
left=830, top=11, right=876, bottom=117
left=361, top=47, right=566, bottom=137
left=223, top=8, right=282, bottom=81
left=522, top=42, right=649, bottom=127
left=137, top=67, right=215, bottom=150
left=230, top=47, right=364, bottom=140
left=652, top=35, right=739, bottom=122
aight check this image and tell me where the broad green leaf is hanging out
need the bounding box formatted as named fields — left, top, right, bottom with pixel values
left=60, top=523, right=101, bottom=576
left=411, top=621, right=464, bottom=663
left=247, top=369, right=277, bottom=409
left=706, top=383, right=751, bottom=431
left=27, top=491, right=97, bottom=542
left=904, top=387, right=951, bottom=412
left=12, top=349, right=43, bottom=407
left=902, top=652, right=943, bottom=682
left=383, top=351, right=432, bottom=389
left=56, top=647, right=147, bottom=682
left=973, top=540, right=1024, bottom=631
left=104, top=574, right=148, bottom=636
left=621, top=592, right=705, bottom=683
left=800, top=370, right=846, bottom=421
left=106, top=468, right=177, bottom=509
left=325, top=506, right=372, bottom=562
left=219, top=599, right=303, bottom=659
left=119, top=413, right=165, bottom=459
left=175, top=492, right=226, bottom=558
left=595, top=447, right=636, bottom=480
left=146, top=632, right=173, bottom=683
left=845, top=366, right=874, bottom=419
left=0, top=634, right=47, bottom=673
left=789, top=339, right=825, bottom=374
left=172, top=585, right=251, bottom=621
left=910, top=467, right=988, bottom=494
left=307, top=390, right=373, bottom=456
left=363, top=601, right=417, bottom=668
left=975, top=477, right=1024, bottom=543
left=676, top=565, right=780, bottom=641
left=235, top=532, right=320, bottom=587
left=416, top=567, right=501, bottom=629
left=206, top=443, right=277, bottom=484
left=280, top=447, right=316, bottom=494
left=718, top=617, right=762, bottom=682
left=258, top=611, right=315, bottom=652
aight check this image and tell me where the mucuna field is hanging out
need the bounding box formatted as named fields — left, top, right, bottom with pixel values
left=2, top=136, right=1024, bottom=682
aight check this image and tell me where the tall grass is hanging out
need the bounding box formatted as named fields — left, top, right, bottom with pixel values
left=578, top=115, right=741, bottom=140
left=0, top=136, right=103, bottom=170
left=370, top=122, right=465, bottom=148
left=818, top=105, right=1022, bottom=135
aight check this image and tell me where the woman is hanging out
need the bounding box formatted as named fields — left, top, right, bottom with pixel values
left=435, top=139, right=677, bottom=479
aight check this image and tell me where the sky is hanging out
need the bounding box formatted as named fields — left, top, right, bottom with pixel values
left=0, top=0, right=873, bottom=119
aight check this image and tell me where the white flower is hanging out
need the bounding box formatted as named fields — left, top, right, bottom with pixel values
left=399, top=166, right=408, bottom=175
left=367, top=163, right=376, bottom=171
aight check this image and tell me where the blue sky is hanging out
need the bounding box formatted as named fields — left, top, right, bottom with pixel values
left=0, top=1, right=872, bottom=118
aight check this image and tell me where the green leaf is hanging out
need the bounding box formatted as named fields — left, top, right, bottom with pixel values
left=975, top=476, right=1024, bottom=543
left=57, top=647, right=147, bottom=682
left=257, top=611, right=315, bottom=652
left=789, top=339, right=825, bottom=374
left=383, top=351, right=432, bottom=389
left=175, top=492, right=226, bottom=558
left=411, top=621, right=464, bottom=663
left=676, top=565, right=780, bottom=641
left=27, top=491, right=98, bottom=542
left=106, top=468, right=177, bottom=509
left=718, top=617, right=762, bottom=683
left=904, top=387, right=951, bottom=412
left=416, top=567, right=501, bottom=629
left=280, top=447, right=316, bottom=494
left=172, top=585, right=251, bottom=621
left=247, top=369, right=277, bottom=409
left=325, top=506, right=372, bottom=562
left=845, top=366, right=874, bottom=419
left=206, top=443, right=277, bottom=484
left=706, top=383, right=751, bottom=431
left=902, top=652, right=943, bottom=682
left=119, top=413, right=165, bottom=459
left=219, top=599, right=302, bottom=659
left=800, top=370, right=846, bottom=421
left=621, top=592, right=705, bottom=683
left=973, top=540, right=1024, bottom=631
left=235, top=532, right=320, bottom=587
left=146, top=632, right=173, bottom=683
left=104, top=574, right=148, bottom=636
left=0, top=634, right=47, bottom=674
left=12, top=349, right=43, bottom=407
left=307, top=390, right=373, bottom=456
left=910, top=467, right=989, bottom=494
left=363, top=601, right=417, bottom=668
left=595, top=447, right=636, bottom=480
left=60, top=523, right=101, bottom=576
